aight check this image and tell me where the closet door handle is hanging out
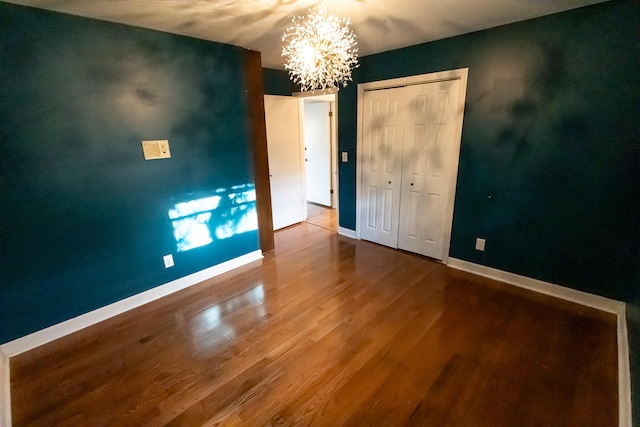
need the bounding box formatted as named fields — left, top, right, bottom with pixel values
left=410, top=183, right=414, bottom=186
left=388, top=181, right=391, bottom=184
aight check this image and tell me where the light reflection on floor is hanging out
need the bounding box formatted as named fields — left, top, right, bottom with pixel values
left=168, top=184, right=258, bottom=252
left=191, top=284, right=266, bottom=356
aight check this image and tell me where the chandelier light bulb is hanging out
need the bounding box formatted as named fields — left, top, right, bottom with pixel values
left=282, top=5, right=359, bottom=91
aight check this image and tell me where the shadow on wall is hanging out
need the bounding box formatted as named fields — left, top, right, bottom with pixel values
left=454, top=33, right=639, bottom=297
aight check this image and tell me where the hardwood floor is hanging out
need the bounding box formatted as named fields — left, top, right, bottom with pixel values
left=305, top=202, right=337, bottom=231
left=10, top=223, right=617, bottom=426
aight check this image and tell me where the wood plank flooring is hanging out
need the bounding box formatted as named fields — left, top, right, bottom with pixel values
left=305, top=203, right=337, bottom=231
left=10, top=222, right=618, bottom=426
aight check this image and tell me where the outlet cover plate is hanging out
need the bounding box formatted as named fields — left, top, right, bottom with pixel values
left=163, top=254, right=174, bottom=268
left=475, top=238, right=486, bottom=251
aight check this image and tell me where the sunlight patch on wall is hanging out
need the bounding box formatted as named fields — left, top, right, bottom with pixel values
left=168, top=184, right=258, bottom=252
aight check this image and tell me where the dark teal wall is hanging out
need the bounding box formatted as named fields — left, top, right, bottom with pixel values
left=0, top=4, right=260, bottom=343
left=338, top=0, right=639, bottom=303
left=263, top=68, right=298, bottom=96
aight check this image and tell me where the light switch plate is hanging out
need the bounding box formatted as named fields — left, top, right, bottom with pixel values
left=341, top=151, right=348, bottom=162
left=142, top=140, right=171, bottom=160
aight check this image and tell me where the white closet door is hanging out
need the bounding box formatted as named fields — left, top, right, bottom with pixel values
left=264, top=95, right=305, bottom=231
left=397, top=79, right=462, bottom=259
left=359, top=87, right=405, bottom=248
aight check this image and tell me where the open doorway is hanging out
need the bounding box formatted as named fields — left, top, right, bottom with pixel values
left=304, top=100, right=332, bottom=207
left=296, top=91, right=338, bottom=231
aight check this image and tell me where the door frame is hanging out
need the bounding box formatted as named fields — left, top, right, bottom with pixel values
left=294, top=88, right=339, bottom=212
left=355, top=68, right=469, bottom=263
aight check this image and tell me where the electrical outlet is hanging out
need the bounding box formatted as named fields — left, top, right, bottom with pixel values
left=475, top=238, right=486, bottom=251
left=163, top=254, right=174, bottom=268
left=158, top=140, right=171, bottom=158
left=341, top=151, right=348, bottom=162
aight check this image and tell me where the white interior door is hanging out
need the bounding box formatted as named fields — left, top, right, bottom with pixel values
left=304, top=101, right=332, bottom=206
left=264, top=95, right=305, bottom=230
left=359, top=87, right=405, bottom=248
left=397, top=79, right=462, bottom=259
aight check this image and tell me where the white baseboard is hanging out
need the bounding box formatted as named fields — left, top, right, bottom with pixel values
left=0, top=250, right=263, bottom=358
left=0, top=348, right=10, bottom=427
left=0, top=250, right=263, bottom=427
left=447, top=257, right=631, bottom=427
left=618, top=306, right=632, bottom=427
left=338, top=227, right=356, bottom=239
left=447, top=258, right=623, bottom=313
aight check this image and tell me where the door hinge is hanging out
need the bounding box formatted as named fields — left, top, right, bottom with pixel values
left=329, top=111, right=333, bottom=117
left=330, top=189, right=334, bottom=194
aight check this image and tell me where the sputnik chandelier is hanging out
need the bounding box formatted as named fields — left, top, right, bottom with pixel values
left=282, top=5, right=359, bottom=91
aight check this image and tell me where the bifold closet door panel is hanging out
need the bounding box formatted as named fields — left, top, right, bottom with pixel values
left=359, top=87, right=406, bottom=248
left=397, top=79, right=463, bottom=259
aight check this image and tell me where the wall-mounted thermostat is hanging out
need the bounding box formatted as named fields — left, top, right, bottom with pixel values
left=142, top=140, right=171, bottom=160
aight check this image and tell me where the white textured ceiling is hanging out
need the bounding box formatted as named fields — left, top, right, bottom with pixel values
left=5, top=0, right=608, bottom=69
